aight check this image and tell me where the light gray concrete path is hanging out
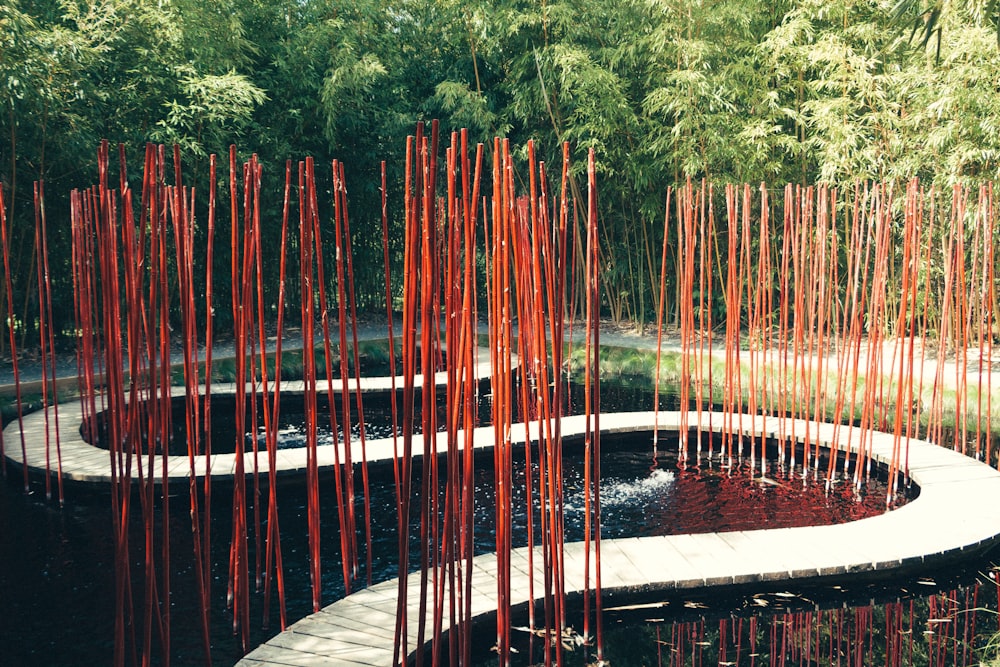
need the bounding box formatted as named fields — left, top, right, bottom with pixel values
left=1, top=346, right=496, bottom=484
left=236, top=410, right=1000, bottom=666
left=0, top=316, right=662, bottom=392
left=0, top=320, right=400, bottom=395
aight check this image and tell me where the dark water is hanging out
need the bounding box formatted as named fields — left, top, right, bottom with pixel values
left=83, top=394, right=431, bottom=456
left=489, top=559, right=1000, bottom=666
left=0, top=380, right=978, bottom=667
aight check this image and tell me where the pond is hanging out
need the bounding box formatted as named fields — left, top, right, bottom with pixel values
left=477, top=557, right=999, bottom=666
left=0, top=379, right=974, bottom=666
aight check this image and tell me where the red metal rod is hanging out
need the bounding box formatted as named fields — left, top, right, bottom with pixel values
left=723, top=185, right=738, bottom=458
left=0, top=184, right=27, bottom=489
left=380, top=159, right=402, bottom=498
left=203, top=153, right=217, bottom=613
left=461, top=135, right=484, bottom=667
left=249, top=155, right=265, bottom=594
left=167, top=168, right=212, bottom=663
left=553, top=142, right=570, bottom=641
left=37, top=180, right=64, bottom=503
left=299, top=157, right=325, bottom=611
left=334, top=160, right=373, bottom=585
left=262, top=159, right=293, bottom=631
left=298, top=159, right=349, bottom=599
left=415, top=130, right=438, bottom=667
left=587, top=148, right=604, bottom=660
left=228, top=147, right=253, bottom=647
left=393, top=135, right=417, bottom=667
left=32, top=182, right=53, bottom=499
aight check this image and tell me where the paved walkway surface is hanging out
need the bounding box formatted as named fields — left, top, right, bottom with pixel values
left=236, top=410, right=1000, bottom=667
left=0, top=319, right=401, bottom=394
left=0, top=317, right=667, bottom=391
left=2, top=347, right=495, bottom=484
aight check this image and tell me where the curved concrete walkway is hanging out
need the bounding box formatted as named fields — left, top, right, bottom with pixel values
left=236, top=410, right=1000, bottom=667
left=1, top=347, right=495, bottom=484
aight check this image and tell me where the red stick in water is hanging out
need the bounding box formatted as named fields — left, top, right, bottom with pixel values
left=586, top=148, right=604, bottom=660
left=298, top=158, right=323, bottom=611
left=203, top=154, right=216, bottom=616
left=32, top=182, right=53, bottom=499
left=334, top=160, right=373, bottom=584
left=0, top=185, right=27, bottom=490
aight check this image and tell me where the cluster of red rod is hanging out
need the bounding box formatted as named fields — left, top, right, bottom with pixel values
left=0, top=129, right=606, bottom=666
left=486, top=137, right=604, bottom=665
left=641, top=586, right=979, bottom=667
left=388, top=123, right=604, bottom=666
left=2, top=131, right=1000, bottom=667
left=24, top=140, right=383, bottom=664
left=654, top=181, right=996, bottom=499
left=0, top=180, right=59, bottom=498
left=62, top=142, right=206, bottom=664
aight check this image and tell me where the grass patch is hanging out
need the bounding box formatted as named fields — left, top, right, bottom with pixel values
left=562, top=343, right=1000, bottom=436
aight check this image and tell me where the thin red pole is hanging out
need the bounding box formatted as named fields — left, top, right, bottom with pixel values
left=393, top=135, right=417, bottom=667
left=303, top=158, right=351, bottom=597
left=262, top=160, right=293, bottom=631
left=334, top=161, right=373, bottom=584
left=32, top=182, right=53, bottom=499
left=299, top=157, right=325, bottom=611
left=320, top=159, right=360, bottom=588
left=587, top=148, right=604, bottom=660
left=203, top=153, right=217, bottom=614
left=0, top=184, right=27, bottom=490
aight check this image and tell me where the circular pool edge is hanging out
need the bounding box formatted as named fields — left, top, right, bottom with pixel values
left=2, top=347, right=498, bottom=485
left=235, top=410, right=1000, bottom=666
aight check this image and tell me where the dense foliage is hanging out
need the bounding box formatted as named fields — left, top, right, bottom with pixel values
left=3, top=0, right=1000, bottom=344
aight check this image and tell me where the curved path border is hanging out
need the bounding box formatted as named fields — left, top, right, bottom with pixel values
left=236, top=410, right=1000, bottom=667
left=2, top=347, right=495, bottom=484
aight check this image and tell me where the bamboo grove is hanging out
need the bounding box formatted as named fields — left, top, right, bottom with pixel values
left=10, top=0, right=1000, bottom=348
left=1, top=126, right=1000, bottom=667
